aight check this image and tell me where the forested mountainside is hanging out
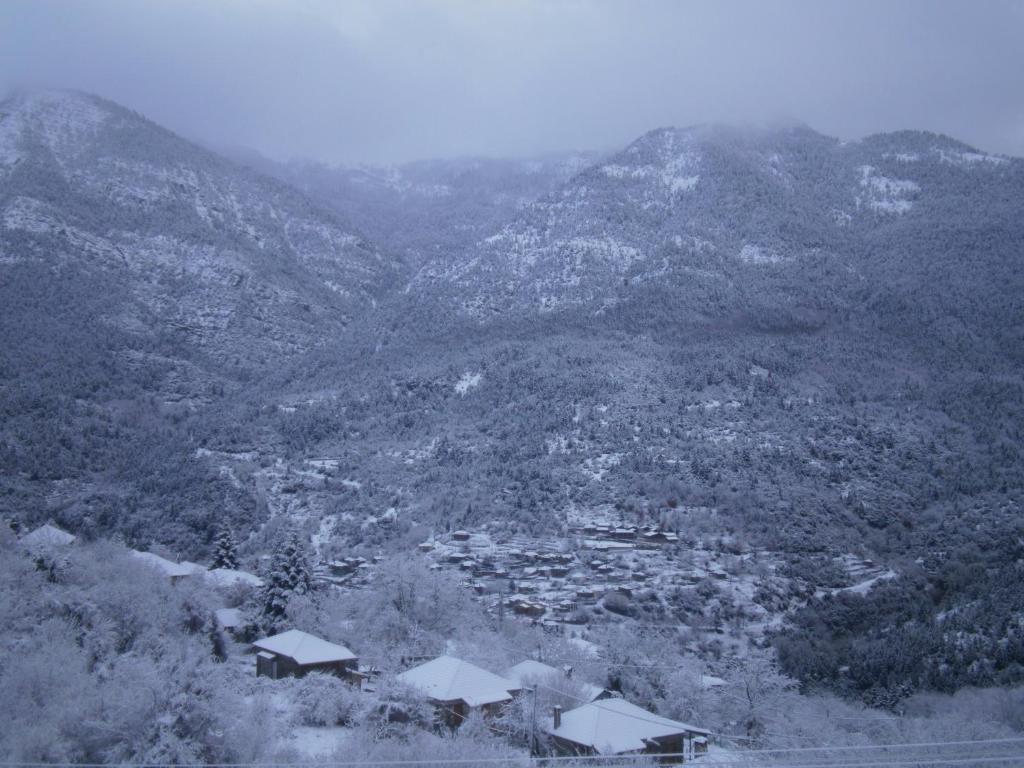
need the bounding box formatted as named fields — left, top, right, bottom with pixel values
left=0, top=90, right=402, bottom=351
left=0, top=90, right=402, bottom=544
left=2, top=90, right=1023, bottom=704
left=416, top=123, right=1024, bottom=352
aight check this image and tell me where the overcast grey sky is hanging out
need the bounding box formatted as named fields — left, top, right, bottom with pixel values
left=2, top=0, right=1023, bottom=164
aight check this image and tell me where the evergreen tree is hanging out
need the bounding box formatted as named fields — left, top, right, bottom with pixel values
left=210, top=526, right=238, bottom=570
left=256, top=529, right=313, bottom=630
left=283, top=529, right=313, bottom=597
left=209, top=612, right=226, bottom=662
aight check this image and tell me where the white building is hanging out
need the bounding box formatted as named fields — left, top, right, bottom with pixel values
left=546, top=697, right=710, bottom=762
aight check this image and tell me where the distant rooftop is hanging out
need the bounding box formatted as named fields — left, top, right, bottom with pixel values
left=504, top=659, right=605, bottom=702
left=20, top=523, right=76, bottom=548
left=129, top=550, right=201, bottom=578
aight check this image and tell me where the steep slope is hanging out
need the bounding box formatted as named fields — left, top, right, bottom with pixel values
left=0, top=89, right=402, bottom=356
left=840, top=131, right=1024, bottom=359
left=0, top=90, right=403, bottom=548
left=246, top=129, right=1023, bottom=556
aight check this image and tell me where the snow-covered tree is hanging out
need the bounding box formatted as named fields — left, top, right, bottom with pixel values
left=210, top=526, right=238, bottom=570
left=255, top=529, right=313, bottom=630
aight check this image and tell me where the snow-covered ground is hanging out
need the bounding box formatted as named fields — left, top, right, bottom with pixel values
left=455, top=371, right=483, bottom=395
left=857, top=165, right=919, bottom=214
left=739, top=244, right=785, bottom=265
left=279, top=726, right=349, bottom=759
left=840, top=569, right=897, bottom=595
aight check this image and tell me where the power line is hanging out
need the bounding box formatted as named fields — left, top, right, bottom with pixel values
left=354, top=651, right=724, bottom=672
left=696, top=757, right=1024, bottom=768
left=701, top=738, right=1024, bottom=755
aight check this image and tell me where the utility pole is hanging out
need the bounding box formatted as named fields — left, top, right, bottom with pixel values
left=498, top=588, right=504, bottom=628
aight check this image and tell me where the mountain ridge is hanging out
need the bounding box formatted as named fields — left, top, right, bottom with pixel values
left=2, top=88, right=1022, bottom=570
left=0, top=88, right=404, bottom=355
left=400, top=119, right=1022, bottom=357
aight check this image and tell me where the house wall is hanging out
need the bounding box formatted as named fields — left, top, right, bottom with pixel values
left=550, top=733, right=690, bottom=764
left=256, top=654, right=278, bottom=679
left=431, top=698, right=511, bottom=729
left=647, top=734, right=685, bottom=763
left=255, top=654, right=357, bottom=680
left=550, top=736, right=598, bottom=758
left=432, top=698, right=468, bottom=728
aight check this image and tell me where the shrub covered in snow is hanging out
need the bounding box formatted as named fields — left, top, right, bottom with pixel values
left=292, top=673, right=366, bottom=727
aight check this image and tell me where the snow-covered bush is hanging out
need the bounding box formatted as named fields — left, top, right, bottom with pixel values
left=330, top=718, right=523, bottom=766
left=292, top=672, right=366, bottom=726
left=338, top=556, right=490, bottom=668
left=0, top=538, right=260, bottom=763
left=370, top=678, right=438, bottom=732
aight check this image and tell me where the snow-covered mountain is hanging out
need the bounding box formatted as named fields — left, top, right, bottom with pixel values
left=2, top=93, right=1023, bottom=626
left=416, top=123, right=1023, bottom=341
left=0, top=89, right=402, bottom=357
left=0, top=89, right=405, bottom=544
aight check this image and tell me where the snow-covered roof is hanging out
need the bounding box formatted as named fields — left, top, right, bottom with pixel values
left=252, top=629, right=356, bottom=665
left=504, top=660, right=605, bottom=702
left=397, top=655, right=521, bottom=707
left=547, top=698, right=710, bottom=755
left=130, top=550, right=201, bottom=578
left=20, top=523, right=76, bottom=548
left=206, top=567, right=263, bottom=588
left=215, top=607, right=243, bottom=629
left=506, top=659, right=560, bottom=683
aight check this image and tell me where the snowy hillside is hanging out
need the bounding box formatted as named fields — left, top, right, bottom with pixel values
left=0, top=89, right=402, bottom=355
left=412, top=124, right=1022, bottom=327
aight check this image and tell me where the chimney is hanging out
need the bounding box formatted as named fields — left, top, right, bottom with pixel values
left=553, top=705, right=562, bottom=729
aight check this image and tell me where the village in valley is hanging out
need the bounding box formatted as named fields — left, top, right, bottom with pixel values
left=417, top=519, right=773, bottom=636
left=11, top=516, right=894, bottom=764
left=15, top=520, right=721, bottom=763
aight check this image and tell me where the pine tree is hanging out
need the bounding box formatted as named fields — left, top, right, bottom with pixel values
left=256, top=529, right=313, bottom=630
left=283, top=529, right=313, bottom=596
left=209, top=611, right=226, bottom=662
left=210, top=525, right=238, bottom=570
left=258, top=543, right=294, bottom=628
